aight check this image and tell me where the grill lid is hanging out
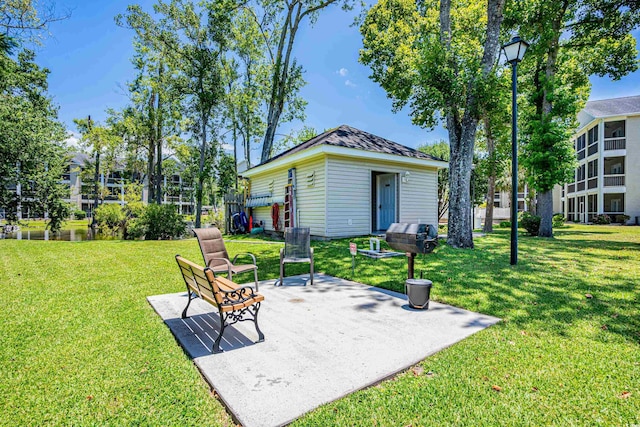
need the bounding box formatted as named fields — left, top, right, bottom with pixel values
left=385, top=223, right=438, bottom=254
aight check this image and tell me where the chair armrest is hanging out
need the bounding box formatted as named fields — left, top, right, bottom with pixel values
left=232, top=252, right=257, bottom=265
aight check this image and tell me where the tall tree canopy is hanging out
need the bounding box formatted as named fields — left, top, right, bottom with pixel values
left=360, top=0, right=505, bottom=248
left=0, top=42, right=68, bottom=229
left=510, top=0, right=640, bottom=236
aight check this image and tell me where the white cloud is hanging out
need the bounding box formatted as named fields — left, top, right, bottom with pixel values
left=345, top=79, right=357, bottom=87
left=337, top=68, right=348, bottom=76
left=221, top=143, right=234, bottom=152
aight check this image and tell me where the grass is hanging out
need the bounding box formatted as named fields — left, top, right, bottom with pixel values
left=1, top=224, right=639, bottom=426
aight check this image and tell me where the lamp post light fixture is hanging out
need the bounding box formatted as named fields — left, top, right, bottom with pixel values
left=502, top=35, right=529, bottom=266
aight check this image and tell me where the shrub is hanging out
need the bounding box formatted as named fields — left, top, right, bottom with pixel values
left=552, top=213, right=565, bottom=228
left=143, top=204, right=186, bottom=240
left=73, top=209, right=86, bottom=220
left=592, top=214, right=611, bottom=225
left=94, top=204, right=125, bottom=235
left=499, top=221, right=511, bottom=228
left=615, top=214, right=630, bottom=224
left=520, top=212, right=541, bottom=236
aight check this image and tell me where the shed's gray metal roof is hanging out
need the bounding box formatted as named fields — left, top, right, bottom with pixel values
left=260, top=125, right=443, bottom=166
left=582, top=95, right=640, bottom=118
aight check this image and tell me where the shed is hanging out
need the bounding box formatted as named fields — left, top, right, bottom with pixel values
left=241, top=125, right=448, bottom=238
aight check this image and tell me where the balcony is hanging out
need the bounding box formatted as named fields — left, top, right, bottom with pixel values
left=604, top=138, right=625, bottom=150
left=588, top=178, right=597, bottom=189
left=603, top=175, right=625, bottom=187
left=577, top=181, right=585, bottom=191
left=568, top=183, right=575, bottom=193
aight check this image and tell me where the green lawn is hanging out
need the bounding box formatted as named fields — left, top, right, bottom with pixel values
left=1, top=225, right=638, bottom=426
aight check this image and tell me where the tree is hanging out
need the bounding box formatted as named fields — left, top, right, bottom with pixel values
left=0, top=42, right=69, bottom=230
left=118, top=0, right=235, bottom=228
left=74, top=118, right=122, bottom=224
left=510, top=0, right=640, bottom=237
left=418, top=141, right=450, bottom=222
left=116, top=9, right=184, bottom=205
left=360, top=0, right=506, bottom=248
left=258, top=0, right=357, bottom=163
left=227, top=7, right=270, bottom=170
left=0, top=0, right=70, bottom=45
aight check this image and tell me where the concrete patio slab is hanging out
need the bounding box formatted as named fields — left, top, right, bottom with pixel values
left=148, top=274, right=499, bottom=427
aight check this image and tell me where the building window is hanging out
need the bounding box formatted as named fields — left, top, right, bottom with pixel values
left=605, top=120, right=625, bottom=138
left=588, top=124, right=599, bottom=144
left=587, top=159, right=598, bottom=178
left=604, top=193, right=625, bottom=213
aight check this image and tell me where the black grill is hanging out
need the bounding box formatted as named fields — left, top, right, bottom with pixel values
left=385, top=223, right=438, bottom=279
left=385, top=223, right=438, bottom=254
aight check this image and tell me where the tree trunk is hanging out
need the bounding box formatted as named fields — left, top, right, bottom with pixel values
left=447, top=117, right=476, bottom=248
left=195, top=112, right=208, bottom=229
left=483, top=116, right=495, bottom=233
left=441, top=0, right=504, bottom=248
left=538, top=189, right=553, bottom=237
left=147, top=91, right=156, bottom=204
left=92, top=150, right=100, bottom=229
left=537, top=5, right=564, bottom=237
left=155, top=62, right=164, bottom=205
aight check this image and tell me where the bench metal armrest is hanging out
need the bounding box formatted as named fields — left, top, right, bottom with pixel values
left=220, top=284, right=258, bottom=305
left=232, top=252, right=257, bottom=265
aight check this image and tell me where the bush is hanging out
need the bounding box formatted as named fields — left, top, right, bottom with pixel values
left=73, top=209, right=86, bottom=220
left=520, top=212, right=541, bottom=236
left=94, top=204, right=125, bottom=235
left=207, top=209, right=225, bottom=228
left=592, top=214, right=611, bottom=225
left=499, top=221, right=511, bottom=228
left=552, top=213, right=565, bottom=228
left=143, top=204, right=186, bottom=240
left=615, top=214, right=630, bottom=224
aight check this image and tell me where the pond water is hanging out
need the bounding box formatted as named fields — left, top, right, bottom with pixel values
left=0, top=228, right=120, bottom=241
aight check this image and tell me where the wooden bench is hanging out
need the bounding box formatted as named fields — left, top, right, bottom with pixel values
left=175, top=255, right=265, bottom=354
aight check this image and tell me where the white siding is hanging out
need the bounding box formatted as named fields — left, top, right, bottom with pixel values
left=626, top=115, right=640, bottom=224
left=325, top=156, right=439, bottom=238
left=248, top=157, right=326, bottom=236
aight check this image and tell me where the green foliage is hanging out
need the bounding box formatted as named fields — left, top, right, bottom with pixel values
left=73, top=209, right=87, bottom=220
left=0, top=43, right=69, bottom=231
left=94, top=203, right=125, bottom=235
left=499, top=221, right=511, bottom=228
left=592, top=214, right=611, bottom=225
left=143, top=204, right=186, bottom=240
left=519, top=211, right=541, bottom=236
left=552, top=213, right=565, bottom=228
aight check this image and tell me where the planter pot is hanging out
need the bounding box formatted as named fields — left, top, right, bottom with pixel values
left=405, top=279, right=432, bottom=309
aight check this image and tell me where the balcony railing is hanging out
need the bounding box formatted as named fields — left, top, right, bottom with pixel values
left=604, top=138, right=625, bottom=150
left=577, top=149, right=585, bottom=160
left=567, top=183, right=575, bottom=193
left=588, top=178, right=598, bottom=189
left=603, top=175, right=625, bottom=187
left=588, top=144, right=598, bottom=156
left=577, top=181, right=585, bottom=191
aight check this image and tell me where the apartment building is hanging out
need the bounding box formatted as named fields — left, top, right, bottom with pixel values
left=559, top=95, right=640, bottom=225
left=5, top=152, right=198, bottom=220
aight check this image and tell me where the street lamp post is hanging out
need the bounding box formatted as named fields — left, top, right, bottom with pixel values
left=502, top=36, right=529, bottom=266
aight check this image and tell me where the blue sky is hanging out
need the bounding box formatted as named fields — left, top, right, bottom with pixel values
left=37, top=1, right=640, bottom=157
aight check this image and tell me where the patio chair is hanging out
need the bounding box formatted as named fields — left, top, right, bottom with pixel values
left=277, top=227, right=314, bottom=286
left=192, top=227, right=260, bottom=291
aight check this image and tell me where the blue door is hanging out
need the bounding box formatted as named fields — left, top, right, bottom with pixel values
left=377, top=173, right=396, bottom=230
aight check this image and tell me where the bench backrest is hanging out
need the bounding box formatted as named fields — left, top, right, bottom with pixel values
left=175, top=255, right=223, bottom=306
